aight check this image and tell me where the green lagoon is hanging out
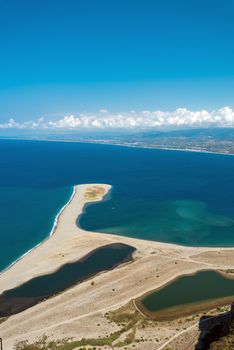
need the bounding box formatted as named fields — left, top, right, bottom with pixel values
left=138, top=271, right=234, bottom=319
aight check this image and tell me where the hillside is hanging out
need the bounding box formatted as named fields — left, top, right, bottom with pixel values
left=209, top=305, right=234, bottom=350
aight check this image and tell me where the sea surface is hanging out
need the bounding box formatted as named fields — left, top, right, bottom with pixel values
left=0, top=139, right=234, bottom=272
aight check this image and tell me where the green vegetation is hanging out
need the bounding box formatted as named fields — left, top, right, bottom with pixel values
left=14, top=319, right=138, bottom=350
left=106, top=301, right=143, bottom=324
left=40, top=128, right=234, bottom=155
left=13, top=301, right=234, bottom=350
left=115, top=328, right=136, bottom=347
left=221, top=269, right=234, bottom=275
left=14, top=302, right=148, bottom=350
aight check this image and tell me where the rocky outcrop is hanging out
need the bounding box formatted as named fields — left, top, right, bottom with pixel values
left=209, top=303, right=234, bottom=350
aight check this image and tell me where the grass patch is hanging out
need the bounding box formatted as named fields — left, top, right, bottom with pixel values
left=106, top=301, right=143, bottom=325
left=14, top=302, right=150, bottom=350
left=115, top=328, right=136, bottom=347
left=14, top=319, right=138, bottom=350
left=221, top=269, right=234, bottom=274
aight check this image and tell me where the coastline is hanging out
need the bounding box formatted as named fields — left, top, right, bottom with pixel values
left=1, top=182, right=234, bottom=292
left=1, top=183, right=234, bottom=349
left=0, top=183, right=113, bottom=294
left=0, top=185, right=76, bottom=276
left=73, top=140, right=234, bottom=157
left=0, top=136, right=233, bottom=156
left=135, top=269, right=234, bottom=320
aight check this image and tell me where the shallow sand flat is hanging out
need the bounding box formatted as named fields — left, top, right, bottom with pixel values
left=0, top=184, right=234, bottom=349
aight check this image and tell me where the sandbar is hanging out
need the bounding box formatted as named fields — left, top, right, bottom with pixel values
left=1, top=183, right=234, bottom=349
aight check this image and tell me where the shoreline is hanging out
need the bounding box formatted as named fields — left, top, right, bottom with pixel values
left=0, top=185, right=76, bottom=276
left=0, top=243, right=136, bottom=318
left=0, top=136, right=234, bottom=156
left=136, top=295, right=234, bottom=321
left=135, top=269, right=234, bottom=320
left=0, top=183, right=113, bottom=294
left=2, top=179, right=232, bottom=282
left=1, top=183, right=234, bottom=348
left=1, top=182, right=234, bottom=283
left=73, top=140, right=234, bottom=157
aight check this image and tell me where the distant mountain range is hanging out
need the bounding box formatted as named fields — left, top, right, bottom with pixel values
left=136, top=127, right=234, bottom=140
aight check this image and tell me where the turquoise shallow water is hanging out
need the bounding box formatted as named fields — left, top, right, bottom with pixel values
left=0, top=186, right=73, bottom=272
left=80, top=198, right=234, bottom=246
left=0, top=139, right=234, bottom=271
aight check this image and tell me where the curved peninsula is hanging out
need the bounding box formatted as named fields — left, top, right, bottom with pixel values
left=1, top=184, right=234, bottom=350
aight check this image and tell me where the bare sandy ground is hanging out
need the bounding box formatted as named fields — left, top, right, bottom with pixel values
left=0, top=183, right=234, bottom=349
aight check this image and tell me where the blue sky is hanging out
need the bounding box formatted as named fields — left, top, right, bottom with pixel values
left=0, top=0, right=234, bottom=129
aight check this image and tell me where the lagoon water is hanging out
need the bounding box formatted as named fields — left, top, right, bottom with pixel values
left=0, top=243, right=134, bottom=316
left=0, top=139, right=234, bottom=271
left=141, top=271, right=234, bottom=314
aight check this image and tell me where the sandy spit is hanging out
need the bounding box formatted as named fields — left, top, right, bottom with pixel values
left=1, top=183, right=234, bottom=349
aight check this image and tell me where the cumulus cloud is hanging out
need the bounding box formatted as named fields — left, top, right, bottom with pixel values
left=1, top=107, right=234, bottom=130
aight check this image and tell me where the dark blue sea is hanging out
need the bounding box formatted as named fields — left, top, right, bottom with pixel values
left=0, top=139, right=234, bottom=272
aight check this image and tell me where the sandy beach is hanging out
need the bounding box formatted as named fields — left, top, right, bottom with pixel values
left=1, top=183, right=234, bottom=349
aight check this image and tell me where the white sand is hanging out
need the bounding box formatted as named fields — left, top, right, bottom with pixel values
left=0, top=183, right=234, bottom=349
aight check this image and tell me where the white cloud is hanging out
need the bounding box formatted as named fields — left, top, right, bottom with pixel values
left=1, top=107, right=234, bottom=130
